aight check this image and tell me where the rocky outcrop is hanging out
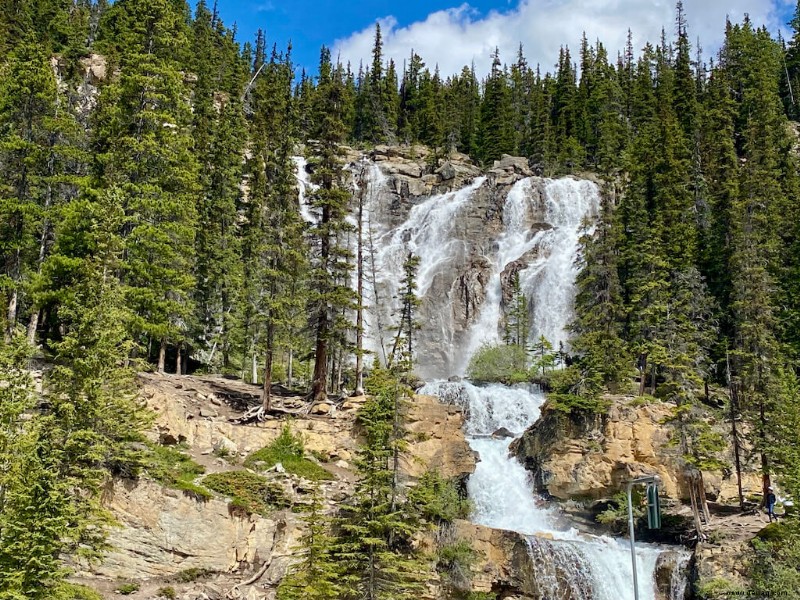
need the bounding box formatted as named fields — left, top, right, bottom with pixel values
left=77, top=480, right=298, bottom=580
left=512, top=396, right=762, bottom=503
left=449, top=521, right=539, bottom=598
left=142, top=375, right=360, bottom=464
left=487, top=154, right=533, bottom=185
left=402, top=395, right=476, bottom=480
left=693, top=540, right=751, bottom=593
left=371, top=145, right=482, bottom=202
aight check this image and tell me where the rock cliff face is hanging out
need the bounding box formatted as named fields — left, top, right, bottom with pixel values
left=79, top=373, right=477, bottom=599
left=81, top=480, right=299, bottom=581
left=511, top=395, right=762, bottom=504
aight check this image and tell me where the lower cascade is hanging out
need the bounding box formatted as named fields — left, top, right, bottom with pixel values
left=421, top=380, right=682, bottom=600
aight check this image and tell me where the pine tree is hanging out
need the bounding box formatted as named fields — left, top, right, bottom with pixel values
left=504, top=272, right=530, bottom=349
left=477, top=49, right=514, bottom=164
left=389, top=253, right=421, bottom=373
left=0, top=42, right=64, bottom=340
left=242, top=46, right=307, bottom=414
left=276, top=486, right=341, bottom=600
left=308, top=47, right=355, bottom=403
left=337, top=367, right=427, bottom=600
left=571, top=183, right=628, bottom=388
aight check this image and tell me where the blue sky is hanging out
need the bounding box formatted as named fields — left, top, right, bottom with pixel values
left=208, top=1, right=797, bottom=77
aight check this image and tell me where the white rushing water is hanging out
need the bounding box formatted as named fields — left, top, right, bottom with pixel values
left=456, top=177, right=599, bottom=375
left=292, top=156, right=317, bottom=224
left=421, top=380, right=666, bottom=600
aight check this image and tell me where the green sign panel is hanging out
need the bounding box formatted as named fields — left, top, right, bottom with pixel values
left=646, top=483, right=661, bottom=529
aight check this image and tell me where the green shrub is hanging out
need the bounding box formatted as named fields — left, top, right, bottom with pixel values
left=749, top=524, right=800, bottom=596
left=53, top=583, right=103, bottom=600
left=174, top=567, right=214, bottom=582
left=116, top=582, right=140, bottom=594
left=408, top=471, right=472, bottom=524
left=144, top=444, right=212, bottom=500
left=157, top=586, right=177, bottom=600
left=203, top=470, right=289, bottom=516
left=548, top=393, right=610, bottom=415
left=595, top=491, right=643, bottom=534
left=467, top=344, right=529, bottom=384
left=695, top=577, right=744, bottom=598
left=244, top=425, right=333, bottom=482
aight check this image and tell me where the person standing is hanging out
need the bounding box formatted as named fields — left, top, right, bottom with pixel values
left=766, top=487, right=778, bottom=522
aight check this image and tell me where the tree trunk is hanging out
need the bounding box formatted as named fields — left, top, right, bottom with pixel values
left=650, top=362, right=657, bottom=395
left=312, top=309, right=328, bottom=403
left=638, top=353, right=648, bottom=396
left=366, top=210, right=388, bottom=365
left=5, top=289, right=18, bottom=341
left=287, top=348, right=293, bottom=390
left=157, top=338, right=166, bottom=373
left=175, top=344, right=182, bottom=375
left=759, top=397, right=771, bottom=507
left=688, top=472, right=705, bottom=538
left=729, top=380, right=745, bottom=511
left=251, top=352, right=258, bottom=385
left=262, top=323, right=275, bottom=413
left=26, top=310, right=40, bottom=346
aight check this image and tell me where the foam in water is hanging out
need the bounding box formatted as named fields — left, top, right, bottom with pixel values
left=364, top=176, right=486, bottom=365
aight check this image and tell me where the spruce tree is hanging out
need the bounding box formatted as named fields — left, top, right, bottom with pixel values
left=477, top=49, right=514, bottom=164
left=308, top=47, right=355, bottom=403
left=276, top=486, right=341, bottom=600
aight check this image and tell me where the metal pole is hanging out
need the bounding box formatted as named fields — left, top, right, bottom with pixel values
left=627, top=483, right=640, bottom=600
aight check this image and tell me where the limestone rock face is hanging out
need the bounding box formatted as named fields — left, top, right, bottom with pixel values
left=81, top=480, right=298, bottom=579
left=693, top=540, right=751, bottom=592
left=512, top=396, right=763, bottom=503
left=448, top=521, right=540, bottom=599
left=402, top=395, right=477, bottom=480
left=512, top=399, right=680, bottom=500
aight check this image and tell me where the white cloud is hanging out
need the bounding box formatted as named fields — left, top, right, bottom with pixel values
left=333, top=0, right=789, bottom=79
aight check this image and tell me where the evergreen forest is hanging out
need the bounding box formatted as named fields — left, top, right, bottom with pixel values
left=2, top=0, right=800, bottom=597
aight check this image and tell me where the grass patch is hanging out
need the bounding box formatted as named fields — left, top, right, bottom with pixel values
left=54, top=584, right=103, bottom=600
left=143, top=444, right=212, bottom=501
left=115, top=582, right=140, bottom=595
left=157, top=586, right=177, bottom=600
left=244, top=425, right=334, bottom=482
left=203, top=470, right=289, bottom=516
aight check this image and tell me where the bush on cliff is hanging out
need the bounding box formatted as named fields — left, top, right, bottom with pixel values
left=467, top=344, right=528, bottom=384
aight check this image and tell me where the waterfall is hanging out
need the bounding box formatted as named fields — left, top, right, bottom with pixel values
left=419, top=379, right=667, bottom=600
left=292, top=156, right=317, bottom=224
left=361, top=163, right=689, bottom=598
left=456, top=177, right=599, bottom=374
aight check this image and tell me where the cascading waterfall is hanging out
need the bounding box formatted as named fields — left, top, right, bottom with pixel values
left=456, top=177, right=597, bottom=374
left=292, top=156, right=317, bottom=224
left=359, top=163, right=688, bottom=599
left=420, top=380, right=666, bottom=600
